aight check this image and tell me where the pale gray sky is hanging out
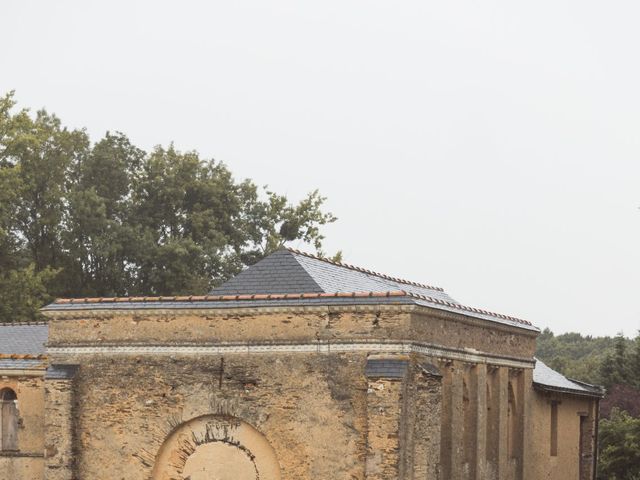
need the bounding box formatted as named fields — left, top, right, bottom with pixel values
left=3, top=1, right=639, bottom=336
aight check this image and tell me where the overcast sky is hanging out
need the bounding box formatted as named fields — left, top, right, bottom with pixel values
left=3, top=1, right=639, bottom=336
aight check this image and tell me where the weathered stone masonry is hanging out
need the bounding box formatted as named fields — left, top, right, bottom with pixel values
left=0, top=248, right=604, bottom=480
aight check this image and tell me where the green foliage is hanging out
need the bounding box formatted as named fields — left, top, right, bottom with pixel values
left=0, top=92, right=337, bottom=321
left=598, top=408, right=640, bottom=480
left=600, top=333, right=633, bottom=389
left=535, top=327, right=617, bottom=385
left=0, top=265, right=58, bottom=322
left=632, top=332, right=640, bottom=388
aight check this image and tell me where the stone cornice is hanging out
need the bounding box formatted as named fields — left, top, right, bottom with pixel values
left=411, top=306, right=540, bottom=337
left=47, top=340, right=535, bottom=369
left=42, top=303, right=539, bottom=338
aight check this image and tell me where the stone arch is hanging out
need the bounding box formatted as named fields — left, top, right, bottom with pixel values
left=151, top=414, right=281, bottom=480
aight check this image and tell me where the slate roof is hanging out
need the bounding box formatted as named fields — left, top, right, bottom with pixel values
left=533, top=359, right=604, bottom=397
left=0, top=323, right=48, bottom=370
left=42, top=248, right=537, bottom=331
left=210, top=248, right=454, bottom=301
left=210, top=248, right=325, bottom=295
left=208, top=248, right=534, bottom=330
left=0, top=358, right=47, bottom=370
left=0, top=323, right=48, bottom=355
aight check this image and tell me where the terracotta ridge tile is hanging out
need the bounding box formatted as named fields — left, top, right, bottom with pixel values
left=404, top=292, right=531, bottom=326
left=0, top=353, right=47, bottom=360
left=50, top=290, right=411, bottom=305
left=47, top=290, right=531, bottom=326
left=286, top=248, right=445, bottom=292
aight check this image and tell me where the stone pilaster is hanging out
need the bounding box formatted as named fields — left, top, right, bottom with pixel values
left=520, top=367, right=533, bottom=480
left=512, top=369, right=526, bottom=480
left=411, top=361, right=442, bottom=479
left=365, top=357, right=407, bottom=480
left=474, top=364, right=487, bottom=480
left=449, top=364, right=464, bottom=479
left=44, top=365, right=78, bottom=480
left=485, top=366, right=509, bottom=480
left=497, top=367, right=509, bottom=478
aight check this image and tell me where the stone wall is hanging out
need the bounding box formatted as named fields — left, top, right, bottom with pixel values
left=526, top=390, right=598, bottom=480
left=0, top=454, right=44, bottom=480
left=43, top=348, right=445, bottom=480
left=410, top=311, right=537, bottom=359
left=46, top=307, right=537, bottom=361
left=35, top=306, right=597, bottom=480
left=403, top=359, right=442, bottom=479
left=44, top=376, right=77, bottom=480
left=0, top=375, right=45, bottom=480
left=54, top=352, right=372, bottom=479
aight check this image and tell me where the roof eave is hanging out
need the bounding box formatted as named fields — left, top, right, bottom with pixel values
left=533, top=381, right=605, bottom=398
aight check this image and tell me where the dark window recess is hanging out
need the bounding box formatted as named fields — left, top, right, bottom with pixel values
left=550, top=401, right=559, bottom=457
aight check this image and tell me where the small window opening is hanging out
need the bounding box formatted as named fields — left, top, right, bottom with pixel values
left=550, top=401, right=559, bottom=457
left=0, top=387, right=19, bottom=451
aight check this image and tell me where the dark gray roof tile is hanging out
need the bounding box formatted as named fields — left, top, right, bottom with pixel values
left=533, top=359, right=604, bottom=397
left=0, top=324, right=48, bottom=355
left=209, top=249, right=323, bottom=295
left=45, top=364, right=79, bottom=380
left=0, top=358, right=46, bottom=370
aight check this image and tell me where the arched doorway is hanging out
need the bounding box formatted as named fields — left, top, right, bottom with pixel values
left=151, top=415, right=281, bottom=480
left=0, top=387, right=18, bottom=451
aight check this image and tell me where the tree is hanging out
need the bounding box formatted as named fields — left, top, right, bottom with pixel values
left=601, top=333, right=631, bottom=389
left=598, top=408, right=640, bottom=479
left=61, top=132, right=145, bottom=296
left=601, top=384, right=640, bottom=419
left=0, top=92, right=337, bottom=321
left=631, top=331, right=640, bottom=389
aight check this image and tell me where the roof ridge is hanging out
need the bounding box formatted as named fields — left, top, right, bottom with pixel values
left=51, top=291, right=410, bottom=304
left=47, top=291, right=531, bottom=327
left=286, top=248, right=445, bottom=292
left=0, top=353, right=47, bottom=360
left=403, top=291, right=532, bottom=326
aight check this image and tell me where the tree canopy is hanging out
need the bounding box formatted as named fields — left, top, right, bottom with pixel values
left=0, top=91, right=337, bottom=322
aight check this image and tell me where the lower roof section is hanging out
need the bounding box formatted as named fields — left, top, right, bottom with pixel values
left=533, top=358, right=604, bottom=398
left=0, top=323, right=48, bottom=355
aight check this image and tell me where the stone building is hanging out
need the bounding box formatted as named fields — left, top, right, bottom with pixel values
left=0, top=248, right=603, bottom=479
